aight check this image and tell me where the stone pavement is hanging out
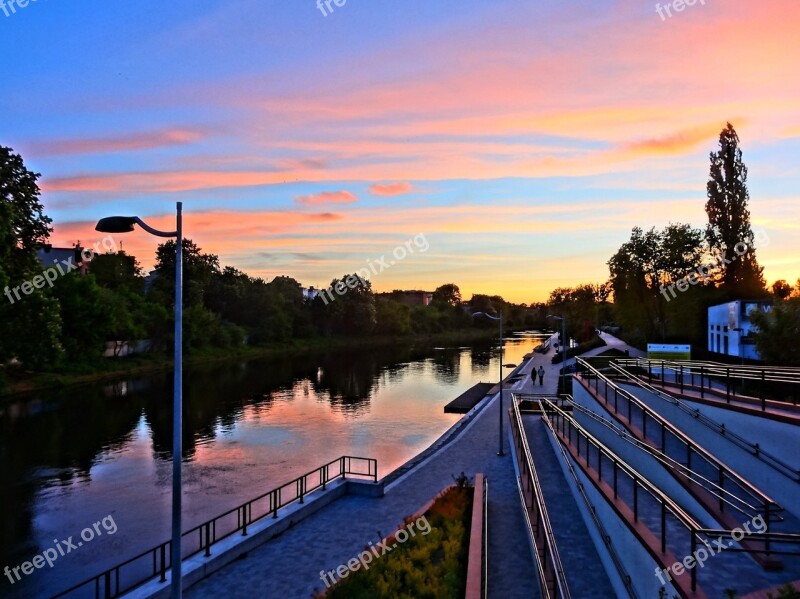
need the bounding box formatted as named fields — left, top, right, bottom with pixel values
left=509, top=330, right=644, bottom=397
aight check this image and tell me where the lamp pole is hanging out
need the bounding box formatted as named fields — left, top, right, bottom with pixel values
left=547, top=315, right=567, bottom=390
left=473, top=311, right=504, bottom=456
left=96, top=203, right=184, bottom=598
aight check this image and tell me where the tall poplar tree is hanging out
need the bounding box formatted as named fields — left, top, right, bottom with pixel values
left=705, top=123, right=765, bottom=298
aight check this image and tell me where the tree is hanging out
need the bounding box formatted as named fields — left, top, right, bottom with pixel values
left=772, top=280, right=793, bottom=300
left=705, top=123, right=765, bottom=297
left=151, top=238, right=220, bottom=307
left=432, top=283, right=462, bottom=307
left=0, top=146, right=53, bottom=280
left=0, top=146, right=57, bottom=367
left=607, top=224, right=705, bottom=343
left=90, top=251, right=145, bottom=294
left=750, top=300, right=800, bottom=365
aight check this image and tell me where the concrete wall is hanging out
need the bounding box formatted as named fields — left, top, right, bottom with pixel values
left=545, top=422, right=681, bottom=598
left=622, top=383, right=800, bottom=519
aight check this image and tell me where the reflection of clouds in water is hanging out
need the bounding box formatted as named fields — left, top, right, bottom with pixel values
left=400, top=434, right=427, bottom=446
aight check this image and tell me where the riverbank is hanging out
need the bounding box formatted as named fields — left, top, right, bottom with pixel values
left=0, top=328, right=507, bottom=399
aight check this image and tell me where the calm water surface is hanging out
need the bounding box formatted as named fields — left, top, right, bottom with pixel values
left=0, top=334, right=543, bottom=597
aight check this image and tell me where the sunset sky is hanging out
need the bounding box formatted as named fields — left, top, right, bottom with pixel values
left=2, top=0, right=799, bottom=303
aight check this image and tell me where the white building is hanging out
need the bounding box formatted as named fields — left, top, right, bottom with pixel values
left=707, top=299, right=772, bottom=361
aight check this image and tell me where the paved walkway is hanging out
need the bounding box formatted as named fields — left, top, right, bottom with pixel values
left=187, top=371, right=539, bottom=598
left=509, top=330, right=645, bottom=397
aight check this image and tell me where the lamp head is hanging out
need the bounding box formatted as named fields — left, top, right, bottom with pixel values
left=95, top=216, right=137, bottom=234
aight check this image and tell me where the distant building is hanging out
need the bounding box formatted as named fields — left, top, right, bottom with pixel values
left=302, top=286, right=321, bottom=301
left=707, top=299, right=772, bottom=361
left=378, top=290, right=434, bottom=306
left=35, top=244, right=91, bottom=275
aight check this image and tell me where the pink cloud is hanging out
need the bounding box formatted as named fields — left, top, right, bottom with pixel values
left=369, top=182, right=414, bottom=196
left=295, top=190, right=357, bottom=205
left=29, top=128, right=204, bottom=156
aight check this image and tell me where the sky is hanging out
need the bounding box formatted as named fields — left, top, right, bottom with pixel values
left=2, top=0, right=799, bottom=303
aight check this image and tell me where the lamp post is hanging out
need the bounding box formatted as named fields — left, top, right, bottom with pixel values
left=96, top=203, right=183, bottom=599
left=732, top=327, right=745, bottom=365
left=547, top=315, right=567, bottom=389
left=473, top=311, right=504, bottom=456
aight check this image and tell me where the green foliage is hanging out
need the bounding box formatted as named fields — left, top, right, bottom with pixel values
left=324, top=484, right=472, bottom=599
left=767, top=583, right=800, bottom=598
left=0, top=146, right=53, bottom=280
left=750, top=299, right=800, bottom=365
left=50, top=273, right=115, bottom=360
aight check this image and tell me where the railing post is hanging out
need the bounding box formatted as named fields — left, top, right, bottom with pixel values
left=700, top=366, right=705, bottom=398
left=726, top=368, right=731, bottom=403
left=680, top=364, right=684, bottom=393
left=104, top=570, right=112, bottom=599
left=648, top=362, right=652, bottom=384
left=205, top=522, right=212, bottom=557
left=761, top=370, right=766, bottom=411
left=160, top=543, right=167, bottom=582
left=661, top=361, right=665, bottom=386
left=613, top=463, right=618, bottom=499
left=633, top=478, right=639, bottom=521
left=691, top=533, right=698, bottom=590
left=273, top=488, right=279, bottom=518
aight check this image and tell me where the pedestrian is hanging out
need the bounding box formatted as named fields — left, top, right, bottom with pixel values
left=538, top=365, right=545, bottom=385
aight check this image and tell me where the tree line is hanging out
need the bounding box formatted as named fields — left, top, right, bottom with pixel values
left=0, top=146, right=540, bottom=379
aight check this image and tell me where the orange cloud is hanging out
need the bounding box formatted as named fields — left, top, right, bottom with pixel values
left=295, top=190, right=357, bottom=205
left=369, top=182, right=414, bottom=196
left=621, top=123, right=733, bottom=157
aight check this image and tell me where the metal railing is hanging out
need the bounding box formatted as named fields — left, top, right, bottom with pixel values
left=614, top=358, right=800, bottom=409
left=482, top=474, right=489, bottom=599
left=510, top=395, right=571, bottom=599
left=564, top=395, right=765, bottom=521
left=538, top=401, right=638, bottom=598
left=606, top=361, right=800, bottom=483
left=575, top=358, right=783, bottom=526
left=541, top=401, right=800, bottom=593
left=53, top=456, right=378, bottom=599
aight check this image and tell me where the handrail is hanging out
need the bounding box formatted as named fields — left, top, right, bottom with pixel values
left=607, top=362, right=800, bottom=483
left=613, top=358, right=800, bottom=406
left=563, top=395, right=764, bottom=520
left=575, top=358, right=782, bottom=522
left=538, top=403, right=638, bottom=598
left=482, top=474, right=489, bottom=599
left=541, top=400, right=800, bottom=593
left=52, top=456, right=378, bottom=599
left=510, top=395, right=571, bottom=599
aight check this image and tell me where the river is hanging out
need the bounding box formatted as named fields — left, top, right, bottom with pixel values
left=0, top=333, right=545, bottom=598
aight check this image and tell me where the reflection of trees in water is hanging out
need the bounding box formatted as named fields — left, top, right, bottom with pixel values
left=0, top=339, right=505, bottom=572
left=0, top=387, right=143, bottom=566
left=430, top=348, right=462, bottom=385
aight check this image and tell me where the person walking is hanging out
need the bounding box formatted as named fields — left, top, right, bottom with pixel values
left=537, top=365, right=545, bottom=386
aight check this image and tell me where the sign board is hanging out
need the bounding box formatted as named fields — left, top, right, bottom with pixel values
left=647, top=343, right=691, bottom=360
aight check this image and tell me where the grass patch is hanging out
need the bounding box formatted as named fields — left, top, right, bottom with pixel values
left=322, top=481, right=473, bottom=599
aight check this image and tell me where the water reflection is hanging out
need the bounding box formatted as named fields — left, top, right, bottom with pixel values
left=0, top=336, right=543, bottom=598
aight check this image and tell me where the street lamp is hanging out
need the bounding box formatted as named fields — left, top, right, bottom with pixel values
left=96, top=203, right=184, bottom=599
left=547, top=315, right=567, bottom=389
left=732, top=327, right=745, bottom=365
left=473, top=311, right=505, bottom=456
